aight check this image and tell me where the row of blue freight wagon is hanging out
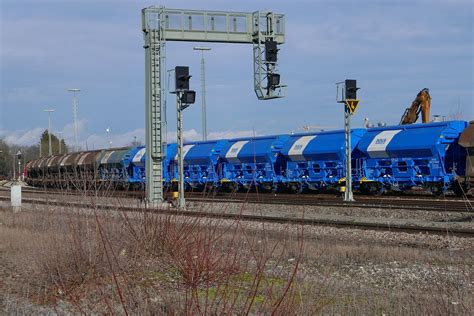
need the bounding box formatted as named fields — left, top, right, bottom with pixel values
left=25, top=120, right=472, bottom=195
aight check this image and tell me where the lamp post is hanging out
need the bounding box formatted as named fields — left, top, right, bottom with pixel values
left=193, top=47, right=211, bottom=141
left=106, top=127, right=112, bottom=149
left=44, top=109, right=55, bottom=156
left=67, top=88, right=81, bottom=152
left=57, top=131, right=63, bottom=154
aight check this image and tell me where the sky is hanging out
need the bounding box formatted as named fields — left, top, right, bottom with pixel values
left=1, top=0, right=473, bottom=149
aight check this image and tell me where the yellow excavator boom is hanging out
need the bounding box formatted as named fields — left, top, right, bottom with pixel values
left=400, top=88, right=431, bottom=125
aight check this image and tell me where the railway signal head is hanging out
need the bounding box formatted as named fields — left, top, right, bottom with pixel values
left=265, top=39, right=279, bottom=63
left=345, top=79, right=359, bottom=100
left=175, top=65, right=196, bottom=110
left=175, top=66, right=191, bottom=91
left=180, top=90, right=196, bottom=109
left=267, top=73, right=280, bottom=90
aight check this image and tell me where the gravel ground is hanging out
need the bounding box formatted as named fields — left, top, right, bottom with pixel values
left=240, top=219, right=474, bottom=250
left=187, top=200, right=474, bottom=230
left=1, top=185, right=473, bottom=314
left=2, top=197, right=474, bottom=243
left=1, top=202, right=473, bottom=314
left=2, top=200, right=473, bottom=250
left=1, top=188, right=472, bottom=231
left=331, top=261, right=471, bottom=291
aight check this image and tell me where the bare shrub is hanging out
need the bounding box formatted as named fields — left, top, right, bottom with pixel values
left=118, top=208, right=305, bottom=314
left=2, top=181, right=472, bottom=314
left=3, top=185, right=304, bottom=314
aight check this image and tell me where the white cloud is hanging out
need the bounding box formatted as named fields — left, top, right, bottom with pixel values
left=207, top=130, right=257, bottom=140
left=1, top=128, right=44, bottom=146
left=83, top=128, right=145, bottom=150
left=60, top=119, right=88, bottom=144
left=0, top=119, right=88, bottom=147
left=1, top=124, right=262, bottom=149
left=166, top=129, right=258, bottom=143
left=78, top=128, right=259, bottom=149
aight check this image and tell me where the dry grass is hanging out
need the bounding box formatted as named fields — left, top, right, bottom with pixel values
left=0, top=191, right=304, bottom=314
left=0, top=188, right=473, bottom=314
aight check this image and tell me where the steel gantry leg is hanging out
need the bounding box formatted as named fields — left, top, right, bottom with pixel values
left=144, top=29, right=165, bottom=206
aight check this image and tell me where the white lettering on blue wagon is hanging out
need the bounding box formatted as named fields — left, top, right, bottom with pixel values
left=288, top=135, right=317, bottom=161
left=225, top=141, right=249, bottom=163
left=367, top=130, right=402, bottom=158
left=174, top=144, right=195, bottom=161
left=133, top=148, right=146, bottom=163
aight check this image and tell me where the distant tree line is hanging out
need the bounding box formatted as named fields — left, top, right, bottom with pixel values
left=39, top=130, right=68, bottom=156
left=0, top=130, right=68, bottom=179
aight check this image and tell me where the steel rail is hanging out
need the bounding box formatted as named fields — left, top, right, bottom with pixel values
left=1, top=185, right=472, bottom=212
left=0, top=195, right=473, bottom=238
left=184, top=192, right=474, bottom=213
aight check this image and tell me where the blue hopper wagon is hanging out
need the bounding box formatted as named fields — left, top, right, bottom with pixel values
left=164, top=143, right=178, bottom=187
left=280, top=129, right=366, bottom=192
left=129, top=146, right=146, bottom=189
left=24, top=120, right=473, bottom=197
left=98, top=148, right=133, bottom=186
left=356, top=121, right=468, bottom=194
left=129, top=144, right=178, bottom=189
left=219, top=135, right=290, bottom=191
left=172, top=140, right=228, bottom=190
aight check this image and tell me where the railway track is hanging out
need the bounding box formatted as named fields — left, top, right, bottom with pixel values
left=184, top=191, right=474, bottom=213
left=1, top=181, right=473, bottom=213
left=0, top=194, right=473, bottom=238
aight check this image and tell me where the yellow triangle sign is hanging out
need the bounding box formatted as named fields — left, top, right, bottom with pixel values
left=345, top=99, right=360, bottom=114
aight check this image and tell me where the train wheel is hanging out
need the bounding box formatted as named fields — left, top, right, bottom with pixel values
left=290, top=183, right=303, bottom=194
left=452, top=180, right=466, bottom=197
left=271, top=184, right=279, bottom=194
left=360, top=183, right=382, bottom=195
left=359, top=183, right=371, bottom=195
left=430, top=185, right=443, bottom=196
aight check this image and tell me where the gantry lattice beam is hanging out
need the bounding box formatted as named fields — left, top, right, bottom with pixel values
left=142, top=7, right=285, bottom=44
